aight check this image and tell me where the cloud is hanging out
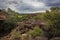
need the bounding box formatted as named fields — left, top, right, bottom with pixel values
left=45, top=0, right=60, bottom=6
left=0, top=0, right=60, bottom=13
left=0, top=0, right=7, bottom=9
left=7, top=0, right=47, bottom=13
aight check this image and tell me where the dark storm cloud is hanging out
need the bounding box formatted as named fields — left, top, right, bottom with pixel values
left=0, top=0, right=60, bottom=13
left=45, top=0, right=60, bottom=6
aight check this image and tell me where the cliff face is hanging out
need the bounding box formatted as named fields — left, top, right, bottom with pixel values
left=0, top=10, right=6, bottom=20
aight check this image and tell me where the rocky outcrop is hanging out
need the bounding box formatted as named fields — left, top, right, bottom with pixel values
left=17, top=20, right=45, bottom=34
left=0, top=10, right=6, bottom=20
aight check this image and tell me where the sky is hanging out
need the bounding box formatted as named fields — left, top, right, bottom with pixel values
left=0, top=0, right=60, bottom=13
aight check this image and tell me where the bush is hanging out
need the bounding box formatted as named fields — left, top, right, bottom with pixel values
left=0, top=21, right=16, bottom=37
left=12, top=29, right=21, bottom=40
left=28, top=26, right=44, bottom=37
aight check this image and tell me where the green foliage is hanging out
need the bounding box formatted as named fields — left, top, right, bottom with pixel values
left=50, top=7, right=60, bottom=11
left=29, top=26, right=43, bottom=37
left=43, top=7, right=60, bottom=39
left=32, top=14, right=44, bottom=20
left=0, top=9, right=17, bottom=37
left=12, top=29, right=20, bottom=40
left=1, top=7, right=60, bottom=40
left=0, top=21, right=16, bottom=37
left=12, top=29, right=20, bottom=38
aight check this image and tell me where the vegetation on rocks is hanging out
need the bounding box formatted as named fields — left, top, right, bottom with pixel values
left=0, top=7, right=60, bottom=40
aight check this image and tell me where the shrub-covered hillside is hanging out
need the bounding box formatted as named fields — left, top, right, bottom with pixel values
left=0, top=7, right=60, bottom=40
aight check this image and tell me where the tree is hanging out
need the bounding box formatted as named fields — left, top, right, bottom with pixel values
left=0, top=9, right=17, bottom=37
left=44, top=7, right=60, bottom=40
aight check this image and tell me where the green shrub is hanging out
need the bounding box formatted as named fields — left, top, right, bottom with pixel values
left=29, top=26, right=43, bottom=37
left=12, top=29, right=21, bottom=40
